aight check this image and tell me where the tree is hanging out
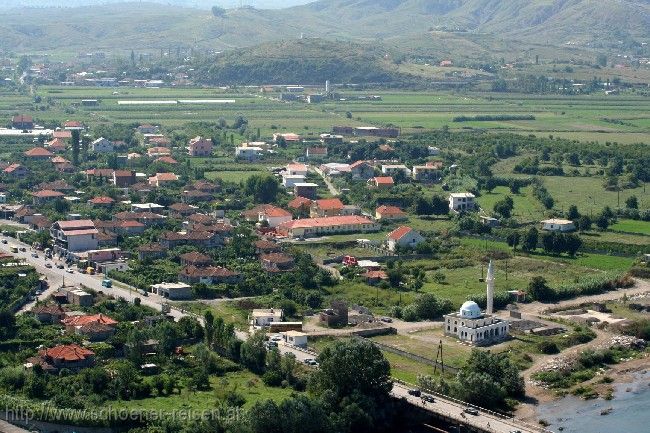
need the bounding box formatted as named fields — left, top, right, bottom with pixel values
left=567, top=205, right=580, bottom=220
left=71, top=129, right=80, bottom=166
left=204, top=310, right=215, bottom=346
left=244, top=174, right=279, bottom=203
left=528, top=276, right=554, bottom=302
left=493, top=196, right=514, bottom=218
left=596, top=214, right=610, bottom=231
left=577, top=215, right=592, bottom=232
left=309, top=339, right=392, bottom=402
left=240, top=331, right=266, bottom=374
left=596, top=54, right=607, bottom=67
left=0, top=310, right=16, bottom=339
left=506, top=231, right=520, bottom=251
left=522, top=227, right=538, bottom=252
left=626, top=196, right=638, bottom=209
left=541, top=232, right=555, bottom=254
left=431, top=194, right=449, bottom=216
left=564, top=234, right=582, bottom=257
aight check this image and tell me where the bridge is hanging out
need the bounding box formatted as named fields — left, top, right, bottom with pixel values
left=392, top=381, right=552, bottom=433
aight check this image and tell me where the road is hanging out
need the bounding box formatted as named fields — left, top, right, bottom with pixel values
left=311, top=166, right=340, bottom=196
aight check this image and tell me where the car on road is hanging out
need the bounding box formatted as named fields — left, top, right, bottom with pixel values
left=464, top=408, right=479, bottom=416
left=408, top=389, right=421, bottom=397
left=380, top=317, right=393, bottom=323
left=19, top=247, right=26, bottom=252
left=45, top=263, right=52, bottom=268
left=56, top=264, right=64, bottom=269
left=509, top=430, right=522, bottom=433
left=302, top=358, right=315, bottom=365
left=31, top=253, right=38, bottom=258
left=421, top=394, right=435, bottom=403
left=1, top=239, right=6, bottom=244
left=102, top=279, right=113, bottom=288
left=66, top=269, right=74, bottom=274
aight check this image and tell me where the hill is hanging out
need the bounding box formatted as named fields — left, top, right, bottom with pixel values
left=190, top=38, right=409, bottom=85
left=0, top=1, right=647, bottom=57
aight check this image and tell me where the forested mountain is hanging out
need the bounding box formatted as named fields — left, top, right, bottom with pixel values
left=0, top=0, right=646, bottom=55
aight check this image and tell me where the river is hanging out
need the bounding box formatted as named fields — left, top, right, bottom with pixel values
left=536, top=371, right=650, bottom=433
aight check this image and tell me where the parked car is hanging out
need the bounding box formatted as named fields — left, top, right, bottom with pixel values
left=464, top=408, right=479, bottom=416
left=303, top=358, right=315, bottom=365
left=31, top=253, right=38, bottom=258
left=56, top=264, right=64, bottom=269
left=421, top=394, right=435, bottom=403
left=66, top=268, right=74, bottom=274
left=380, top=317, right=393, bottom=323
left=1, top=239, right=7, bottom=244
left=408, top=389, right=421, bottom=397
left=45, top=263, right=52, bottom=268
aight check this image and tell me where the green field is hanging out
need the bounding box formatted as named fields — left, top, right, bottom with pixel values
left=109, top=371, right=294, bottom=412
left=610, top=219, right=650, bottom=236
left=4, top=87, right=649, bottom=147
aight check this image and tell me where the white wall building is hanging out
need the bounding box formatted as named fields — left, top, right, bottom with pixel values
left=235, top=146, right=263, bottom=161
left=282, top=331, right=308, bottom=348
left=443, top=261, right=509, bottom=346
left=449, top=192, right=476, bottom=212
left=541, top=219, right=576, bottom=232
left=91, top=137, right=114, bottom=153
left=250, top=309, right=283, bottom=328
left=282, top=174, right=306, bottom=188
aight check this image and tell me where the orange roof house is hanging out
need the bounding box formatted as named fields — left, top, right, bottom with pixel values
left=375, top=205, right=407, bottom=221
left=368, top=176, right=394, bottom=189
left=310, top=198, right=345, bottom=217
left=24, top=147, right=54, bottom=159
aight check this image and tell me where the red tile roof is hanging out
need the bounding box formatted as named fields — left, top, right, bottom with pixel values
left=376, top=205, right=405, bottom=216
left=62, top=314, right=117, bottom=327
left=89, top=196, right=115, bottom=205
left=261, top=206, right=292, bottom=218
left=314, top=198, right=344, bottom=210
left=278, top=215, right=374, bottom=230
left=387, top=226, right=414, bottom=241
left=32, top=189, right=65, bottom=198
left=56, top=220, right=95, bottom=230
left=288, top=196, right=312, bottom=209
left=372, top=176, right=394, bottom=185
left=24, top=147, right=54, bottom=157
left=41, top=344, right=94, bottom=362
left=155, top=156, right=178, bottom=164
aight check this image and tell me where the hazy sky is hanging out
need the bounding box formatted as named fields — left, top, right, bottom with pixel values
left=1, top=1, right=316, bottom=10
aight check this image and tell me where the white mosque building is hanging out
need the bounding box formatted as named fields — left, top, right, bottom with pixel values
left=443, top=261, right=510, bottom=346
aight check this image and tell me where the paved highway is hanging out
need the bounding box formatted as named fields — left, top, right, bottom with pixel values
left=0, top=232, right=545, bottom=433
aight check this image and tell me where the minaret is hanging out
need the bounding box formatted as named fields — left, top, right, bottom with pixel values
left=486, top=260, right=495, bottom=315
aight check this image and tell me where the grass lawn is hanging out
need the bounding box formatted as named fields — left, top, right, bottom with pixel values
left=109, top=371, right=294, bottom=412
left=205, top=170, right=262, bottom=183
left=476, top=186, right=545, bottom=222
left=371, top=332, right=471, bottom=369
left=176, top=301, right=250, bottom=330
left=459, top=237, right=635, bottom=271
left=610, top=219, right=650, bottom=236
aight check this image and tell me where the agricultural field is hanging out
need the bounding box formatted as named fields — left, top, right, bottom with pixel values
left=610, top=219, right=650, bottom=236
left=3, top=86, right=649, bottom=147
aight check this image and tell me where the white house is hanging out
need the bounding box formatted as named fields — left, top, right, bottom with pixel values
left=449, top=193, right=476, bottom=212
left=258, top=206, right=293, bottom=228
left=285, top=163, right=308, bottom=176
left=282, top=330, right=308, bottom=348
left=150, top=282, right=193, bottom=300
left=50, top=220, right=99, bottom=255
left=249, top=309, right=283, bottom=328
left=282, top=174, right=306, bottom=188
left=541, top=219, right=576, bottom=232
left=235, top=146, right=263, bottom=161
left=91, top=137, right=114, bottom=153
left=387, top=226, right=425, bottom=252
left=381, top=164, right=410, bottom=177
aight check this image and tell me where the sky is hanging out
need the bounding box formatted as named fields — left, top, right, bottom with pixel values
left=0, top=0, right=316, bottom=9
